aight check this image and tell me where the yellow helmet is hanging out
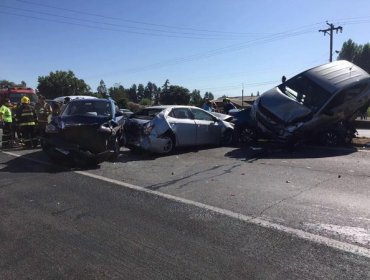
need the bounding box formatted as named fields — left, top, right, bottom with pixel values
left=21, top=96, right=30, bottom=104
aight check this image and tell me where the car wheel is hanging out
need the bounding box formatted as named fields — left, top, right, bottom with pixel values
left=234, top=127, right=257, bottom=144
left=109, top=137, right=120, bottom=161
left=162, top=135, right=175, bottom=154
left=321, top=131, right=340, bottom=146
left=221, top=129, right=233, bottom=146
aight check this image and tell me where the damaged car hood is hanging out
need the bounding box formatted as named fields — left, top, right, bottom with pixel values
left=259, top=88, right=312, bottom=124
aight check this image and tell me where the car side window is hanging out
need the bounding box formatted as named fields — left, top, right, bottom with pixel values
left=169, top=108, right=191, bottom=119
left=191, top=108, right=214, bottom=121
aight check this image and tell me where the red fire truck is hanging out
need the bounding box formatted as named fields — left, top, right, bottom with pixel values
left=0, top=87, right=38, bottom=105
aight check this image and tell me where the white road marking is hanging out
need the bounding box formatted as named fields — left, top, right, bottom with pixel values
left=3, top=150, right=370, bottom=259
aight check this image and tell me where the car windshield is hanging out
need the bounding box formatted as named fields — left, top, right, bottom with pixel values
left=131, top=108, right=164, bottom=120
left=278, top=75, right=332, bottom=113
left=62, top=100, right=112, bottom=117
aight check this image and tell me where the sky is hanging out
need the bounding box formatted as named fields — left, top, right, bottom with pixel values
left=1, top=0, right=370, bottom=98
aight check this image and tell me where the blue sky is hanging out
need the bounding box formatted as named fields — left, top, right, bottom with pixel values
left=1, top=0, right=370, bottom=98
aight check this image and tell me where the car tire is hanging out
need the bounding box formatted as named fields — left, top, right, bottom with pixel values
left=221, top=129, right=233, bottom=146
left=233, top=127, right=257, bottom=144
left=320, top=131, right=340, bottom=146
left=162, top=134, right=175, bottom=154
left=109, top=137, right=120, bottom=161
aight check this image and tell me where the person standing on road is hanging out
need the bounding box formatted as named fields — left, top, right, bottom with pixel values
left=0, top=98, right=14, bottom=148
left=35, top=95, right=52, bottom=137
left=15, top=96, right=38, bottom=148
left=222, top=98, right=236, bottom=114
left=202, top=98, right=214, bottom=112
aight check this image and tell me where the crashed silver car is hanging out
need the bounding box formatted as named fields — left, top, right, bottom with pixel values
left=124, top=105, right=234, bottom=153
left=249, top=60, right=370, bottom=145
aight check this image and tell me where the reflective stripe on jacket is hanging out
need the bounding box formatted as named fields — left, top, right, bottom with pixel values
left=16, top=104, right=37, bottom=126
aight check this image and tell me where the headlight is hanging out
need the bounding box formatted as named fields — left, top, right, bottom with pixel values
left=143, top=124, right=154, bottom=135
left=45, top=124, right=59, bottom=133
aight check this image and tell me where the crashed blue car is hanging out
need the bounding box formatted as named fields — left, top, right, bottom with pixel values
left=41, top=98, right=125, bottom=165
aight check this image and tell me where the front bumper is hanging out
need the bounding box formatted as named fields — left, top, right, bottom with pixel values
left=42, top=135, right=113, bottom=161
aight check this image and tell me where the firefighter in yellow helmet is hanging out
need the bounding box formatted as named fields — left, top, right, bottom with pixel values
left=15, top=96, right=38, bottom=148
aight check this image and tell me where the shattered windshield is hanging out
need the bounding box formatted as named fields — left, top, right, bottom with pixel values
left=62, top=100, right=112, bottom=117
left=278, top=75, right=332, bottom=113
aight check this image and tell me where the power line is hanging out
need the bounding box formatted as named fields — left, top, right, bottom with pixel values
left=15, top=0, right=268, bottom=36
left=0, top=10, right=246, bottom=40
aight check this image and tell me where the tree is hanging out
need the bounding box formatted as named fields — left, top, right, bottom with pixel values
left=337, top=39, right=360, bottom=63
left=160, top=85, right=190, bottom=105
left=97, top=79, right=109, bottom=98
left=162, top=79, right=170, bottom=91
left=144, top=82, right=157, bottom=101
left=139, top=98, right=152, bottom=106
left=128, top=84, right=138, bottom=103
left=337, top=39, right=370, bottom=73
left=137, top=83, right=145, bottom=102
left=37, top=70, right=91, bottom=99
left=153, top=86, right=161, bottom=105
left=204, top=92, right=214, bottom=100
left=109, top=84, right=128, bottom=108
left=189, top=89, right=202, bottom=106
left=0, top=80, right=16, bottom=89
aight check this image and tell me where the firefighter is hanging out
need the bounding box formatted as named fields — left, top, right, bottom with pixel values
left=0, top=98, right=14, bottom=148
left=15, top=96, right=38, bottom=148
left=34, top=95, right=52, bottom=137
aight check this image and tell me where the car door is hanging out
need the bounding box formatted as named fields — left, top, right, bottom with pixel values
left=190, top=108, right=222, bottom=145
left=167, top=108, right=196, bottom=146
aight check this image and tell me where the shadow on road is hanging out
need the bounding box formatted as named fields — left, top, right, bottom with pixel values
left=0, top=149, right=103, bottom=173
left=225, top=142, right=358, bottom=161
left=116, top=145, right=217, bottom=163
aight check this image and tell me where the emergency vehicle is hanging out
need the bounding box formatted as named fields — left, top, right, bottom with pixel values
left=0, top=87, right=38, bottom=105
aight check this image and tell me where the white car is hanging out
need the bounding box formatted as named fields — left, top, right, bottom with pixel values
left=124, top=105, right=234, bottom=154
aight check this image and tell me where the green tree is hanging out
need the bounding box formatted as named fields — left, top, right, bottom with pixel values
left=160, top=85, right=190, bottom=105
left=109, top=84, right=128, bottom=108
left=128, top=84, right=138, bottom=103
left=0, top=80, right=16, bottom=89
left=37, top=70, right=91, bottom=99
left=204, top=92, right=214, bottom=100
left=337, top=39, right=370, bottom=73
left=153, top=86, right=161, bottom=105
left=97, top=79, right=109, bottom=98
left=189, top=89, right=202, bottom=106
left=144, top=82, right=157, bottom=100
left=139, top=98, right=152, bottom=106
left=137, top=83, right=145, bottom=102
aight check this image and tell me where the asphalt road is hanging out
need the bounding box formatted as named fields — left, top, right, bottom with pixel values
left=0, top=144, right=370, bottom=279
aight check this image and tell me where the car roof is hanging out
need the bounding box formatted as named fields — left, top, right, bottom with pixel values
left=53, top=95, right=98, bottom=103
left=303, top=60, right=370, bottom=94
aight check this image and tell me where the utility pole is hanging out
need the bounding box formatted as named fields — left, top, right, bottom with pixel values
left=319, top=22, right=343, bottom=62
left=241, top=83, right=244, bottom=108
